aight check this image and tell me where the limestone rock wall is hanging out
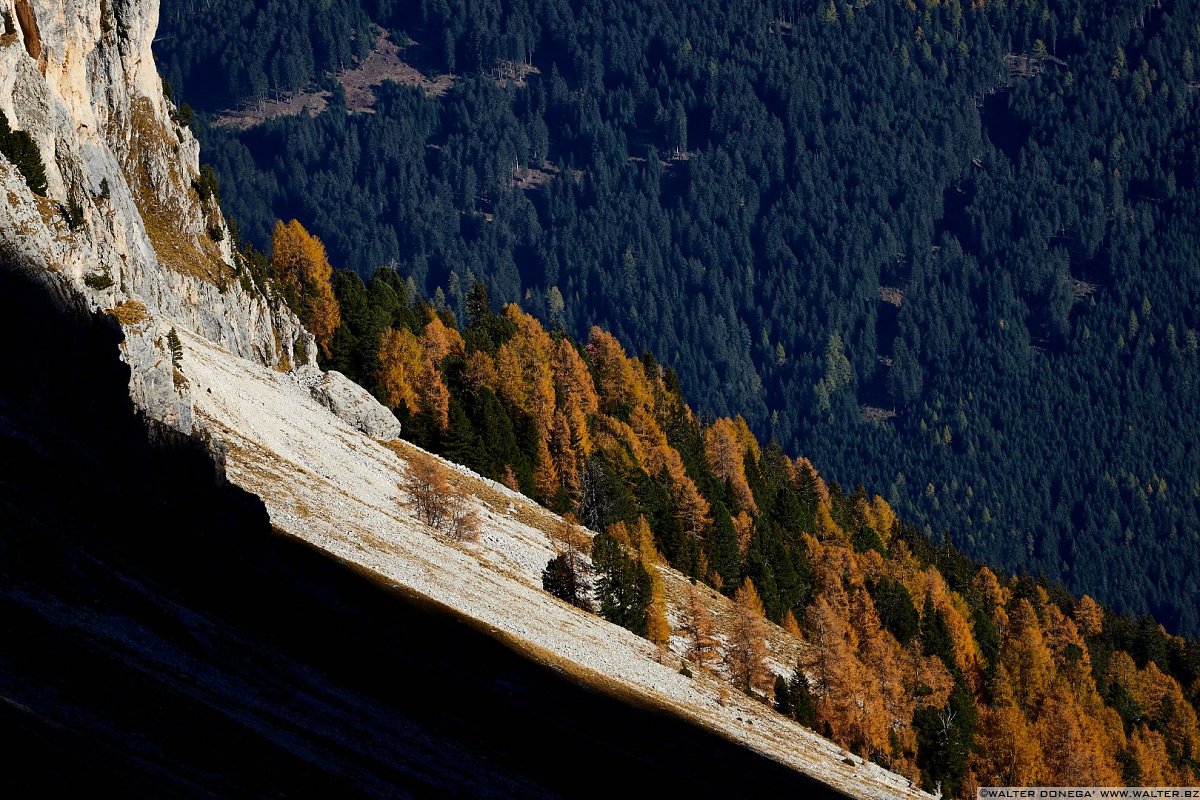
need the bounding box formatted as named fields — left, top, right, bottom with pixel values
left=0, top=0, right=317, bottom=433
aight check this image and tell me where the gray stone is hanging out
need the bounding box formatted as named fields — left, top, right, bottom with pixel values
left=305, top=368, right=402, bottom=440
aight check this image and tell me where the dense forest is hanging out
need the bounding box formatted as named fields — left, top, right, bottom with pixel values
left=248, top=220, right=1200, bottom=796
left=156, top=0, right=1200, bottom=638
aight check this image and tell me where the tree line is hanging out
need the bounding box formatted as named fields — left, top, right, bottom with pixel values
left=256, top=217, right=1200, bottom=796
left=159, top=0, right=1200, bottom=636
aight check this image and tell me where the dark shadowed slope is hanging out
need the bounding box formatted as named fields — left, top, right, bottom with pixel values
left=0, top=263, right=847, bottom=798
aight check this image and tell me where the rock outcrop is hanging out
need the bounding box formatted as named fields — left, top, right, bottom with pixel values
left=301, top=368, right=402, bottom=440
left=0, top=0, right=315, bottom=433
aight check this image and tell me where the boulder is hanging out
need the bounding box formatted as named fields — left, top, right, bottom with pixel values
left=307, top=369, right=401, bottom=440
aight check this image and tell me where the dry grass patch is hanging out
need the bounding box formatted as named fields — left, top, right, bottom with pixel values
left=380, top=438, right=566, bottom=537
left=106, top=299, right=148, bottom=326
left=124, top=98, right=230, bottom=284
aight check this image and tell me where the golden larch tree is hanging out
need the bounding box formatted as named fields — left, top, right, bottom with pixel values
left=463, top=349, right=498, bottom=391
left=852, top=585, right=908, bottom=744
left=552, top=338, right=599, bottom=455
left=635, top=518, right=671, bottom=653
left=422, top=314, right=466, bottom=365
left=727, top=578, right=770, bottom=695
left=271, top=219, right=341, bottom=356
left=1074, top=594, right=1105, bottom=636
left=494, top=305, right=556, bottom=425
left=1036, top=684, right=1121, bottom=786
left=548, top=408, right=580, bottom=499
left=863, top=495, right=899, bottom=546
left=1128, top=724, right=1176, bottom=786
left=973, top=566, right=1011, bottom=639
left=378, top=327, right=423, bottom=415
left=971, top=683, right=1048, bottom=787
left=532, top=433, right=559, bottom=503
left=586, top=327, right=653, bottom=415
left=418, top=353, right=452, bottom=431
left=807, top=592, right=884, bottom=752
left=923, top=568, right=982, bottom=684
left=704, top=417, right=758, bottom=514
left=1002, top=599, right=1054, bottom=715
left=730, top=416, right=760, bottom=462
left=661, top=447, right=709, bottom=537
left=680, top=582, right=718, bottom=668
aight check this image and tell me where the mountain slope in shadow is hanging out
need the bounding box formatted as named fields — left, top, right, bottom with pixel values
left=0, top=263, right=846, bottom=798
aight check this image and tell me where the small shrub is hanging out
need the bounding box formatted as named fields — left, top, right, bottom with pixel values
left=107, top=300, right=148, bottom=327
left=402, top=454, right=481, bottom=541
left=84, top=271, right=114, bottom=290
left=207, top=223, right=224, bottom=242
left=62, top=197, right=85, bottom=229
left=446, top=493, right=481, bottom=542
left=3, top=10, right=15, bottom=36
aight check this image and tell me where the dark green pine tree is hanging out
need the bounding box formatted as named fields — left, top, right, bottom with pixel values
left=773, top=673, right=791, bottom=717
left=868, top=577, right=920, bottom=647
left=705, top=500, right=741, bottom=592
left=787, top=665, right=817, bottom=728
left=0, top=110, right=48, bottom=196
left=591, top=531, right=651, bottom=636
left=920, top=590, right=957, bottom=674
left=913, top=681, right=976, bottom=797
left=542, top=553, right=591, bottom=611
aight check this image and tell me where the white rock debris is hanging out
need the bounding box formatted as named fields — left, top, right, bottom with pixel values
left=183, top=327, right=931, bottom=800
left=300, top=367, right=403, bottom=440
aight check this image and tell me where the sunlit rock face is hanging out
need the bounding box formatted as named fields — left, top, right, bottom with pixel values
left=0, top=0, right=316, bottom=433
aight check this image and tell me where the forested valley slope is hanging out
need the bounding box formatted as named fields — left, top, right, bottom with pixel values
left=158, top=0, right=1200, bottom=635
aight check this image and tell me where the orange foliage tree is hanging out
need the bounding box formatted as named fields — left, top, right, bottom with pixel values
left=727, top=578, right=770, bottom=695
left=378, top=327, right=423, bottom=415
left=635, top=518, right=671, bottom=652
left=586, top=327, right=653, bottom=415
left=271, top=219, right=341, bottom=356
left=680, top=582, right=719, bottom=668
left=704, top=417, right=758, bottom=514
left=971, top=666, right=1048, bottom=787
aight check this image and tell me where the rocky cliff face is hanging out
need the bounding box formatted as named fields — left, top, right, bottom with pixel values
left=0, top=0, right=316, bottom=432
